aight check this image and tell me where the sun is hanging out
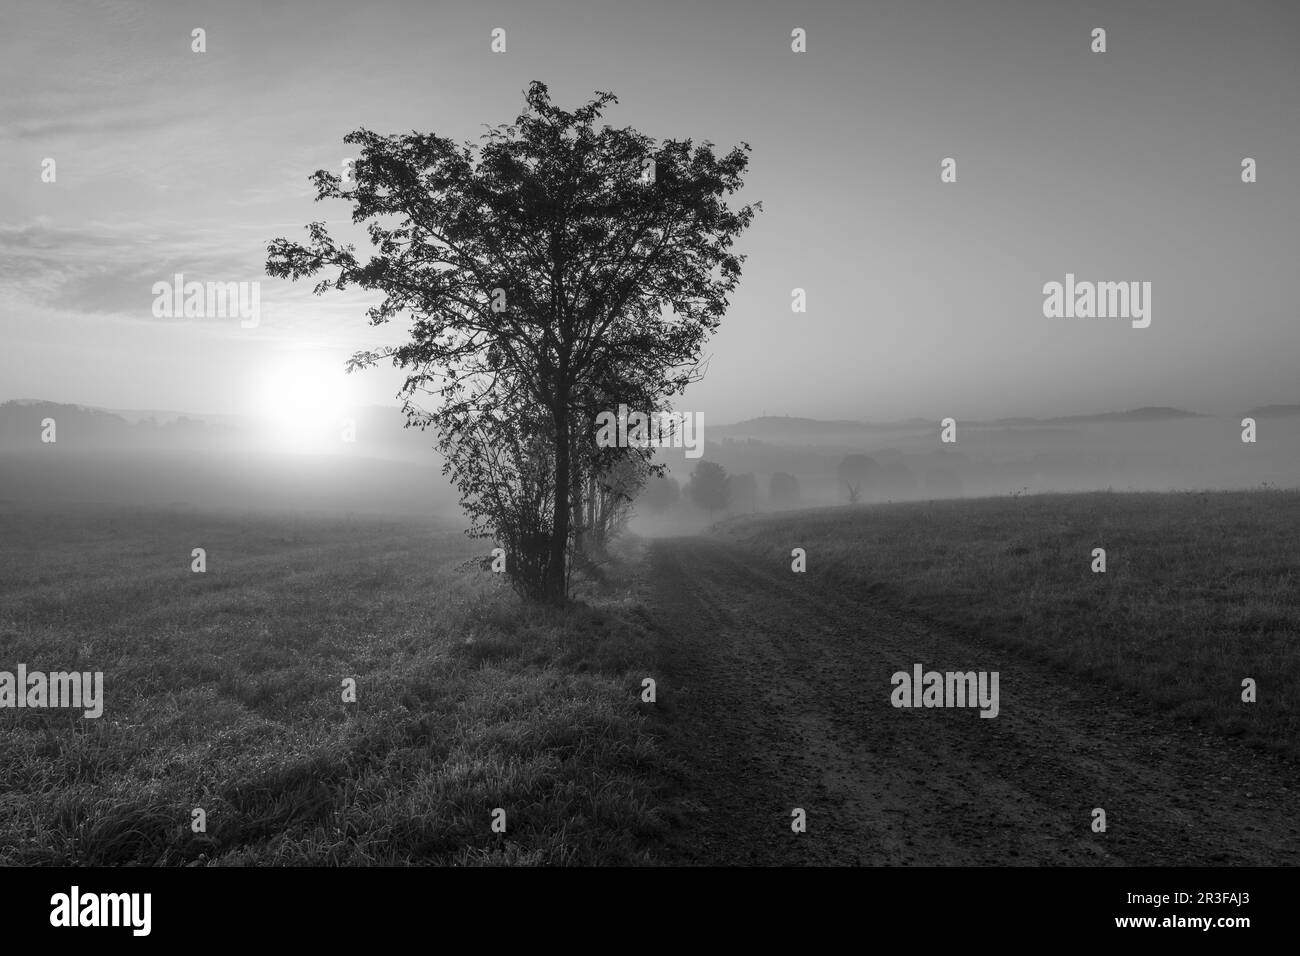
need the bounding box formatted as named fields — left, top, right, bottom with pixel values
left=257, top=354, right=351, bottom=452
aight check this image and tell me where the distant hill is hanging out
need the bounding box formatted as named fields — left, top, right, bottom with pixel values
left=1245, top=404, right=1300, bottom=419
left=0, top=399, right=435, bottom=460
left=1043, top=406, right=1205, bottom=424
left=715, top=406, right=1206, bottom=438
left=714, top=416, right=924, bottom=441
left=0, top=400, right=154, bottom=448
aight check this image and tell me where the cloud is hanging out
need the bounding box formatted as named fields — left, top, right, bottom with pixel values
left=0, top=218, right=391, bottom=352
left=0, top=220, right=266, bottom=317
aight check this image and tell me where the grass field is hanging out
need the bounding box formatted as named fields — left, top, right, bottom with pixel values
left=3, top=489, right=1296, bottom=866
left=719, top=489, right=1300, bottom=758
left=0, top=507, right=669, bottom=865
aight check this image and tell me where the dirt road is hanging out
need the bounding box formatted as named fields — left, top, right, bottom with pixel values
left=642, top=536, right=1300, bottom=865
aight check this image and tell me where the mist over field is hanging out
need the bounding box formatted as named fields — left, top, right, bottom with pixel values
left=4, top=399, right=1297, bottom=524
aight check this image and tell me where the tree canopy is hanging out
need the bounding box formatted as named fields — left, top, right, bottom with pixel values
left=266, top=82, right=758, bottom=601
left=687, top=460, right=731, bottom=514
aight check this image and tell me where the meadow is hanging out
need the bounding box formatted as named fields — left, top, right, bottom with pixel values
left=719, top=489, right=1300, bottom=758
left=0, top=506, right=669, bottom=865
left=3, top=488, right=1296, bottom=866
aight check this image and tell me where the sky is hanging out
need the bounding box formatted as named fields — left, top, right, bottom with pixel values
left=1, top=0, right=1297, bottom=425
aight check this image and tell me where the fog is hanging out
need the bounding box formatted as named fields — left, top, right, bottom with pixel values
left=0, top=401, right=452, bottom=518
left=630, top=407, right=1300, bottom=536
left=4, top=400, right=1295, bottom=527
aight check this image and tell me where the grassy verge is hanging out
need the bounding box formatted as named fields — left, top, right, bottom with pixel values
left=718, top=489, right=1300, bottom=758
left=0, top=507, right=668, bottom=865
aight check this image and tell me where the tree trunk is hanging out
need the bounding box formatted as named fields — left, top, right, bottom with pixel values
left=546, top=402, right=571, bottom=603
left=571, top=439, right=584, bottom=559
left=587, top=472, right=600, bottom=551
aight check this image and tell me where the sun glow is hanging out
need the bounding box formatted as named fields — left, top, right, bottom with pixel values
left=257, top=354, right=352, bottom=453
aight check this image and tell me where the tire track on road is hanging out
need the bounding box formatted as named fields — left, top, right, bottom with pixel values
left=645, top=535, right=1300, bottom=865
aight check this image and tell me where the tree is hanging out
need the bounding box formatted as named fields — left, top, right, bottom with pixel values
left=837, top=454, right=877, bottom=504
left=266, top=82, right=759, bottom=603
left=687, top=460, right=730, bottom=515
left=769, top=471, right=800, bottom=507
left=583, top=453, right=648, bottom=554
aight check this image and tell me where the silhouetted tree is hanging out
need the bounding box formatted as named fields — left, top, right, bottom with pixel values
left=687, top=460, right=730, bottom=515
left=837, top=453, right=877, bottom=504
left=267, top=82, right=759, bottom=603
left=583, top=453, right=647, bottom=554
